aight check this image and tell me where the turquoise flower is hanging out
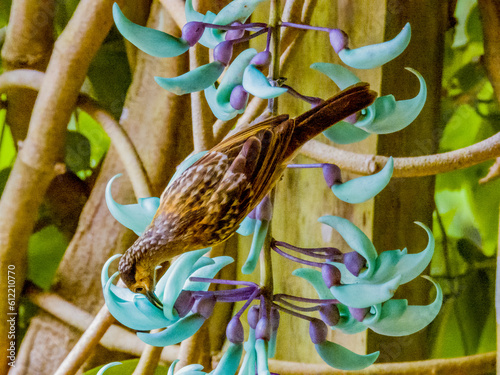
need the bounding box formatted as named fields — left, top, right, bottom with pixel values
left=236, top=196, right=272, bottom=274
left=102, top=249, right=233, bottom=346
left=290, top=215, right=442, bottom=336
left=321, top=158, right=394, bottom=204
left=105, top=152, right=207, bottom=236
left=315, top=215, right=435, bottom=307
left=167, top=343, right=243, bottom=375
left=185, top=0, right=267, bottom=49
left=332, top=23, right=411, bottom=69
left=311, top=63, right=426, bottom=143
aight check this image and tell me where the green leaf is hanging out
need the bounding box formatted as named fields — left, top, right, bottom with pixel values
left=0, top=114, right=16, bottom=170
left=0, top=0, right=11, bottom=28
left=0, top=167, right=11, bottom=197
left=431, top=269, right=492, bottom=357
left=65, top=131, right=91, bottom=173
left=27, top=226, right=69, bottom=290
left=452, top=0, right=478, bottom=47
left=76, top=110, right=110, bottom=169
left=87, top=38, right=131, bottom=118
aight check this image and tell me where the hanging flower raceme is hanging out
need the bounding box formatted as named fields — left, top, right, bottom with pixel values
left=102, top=249, right=234, bottom=346
left=270, top=215, right=442, bottom=337
left=112, top=0, right=419, bottom=122
left=309, top=62, right=427, bottom=144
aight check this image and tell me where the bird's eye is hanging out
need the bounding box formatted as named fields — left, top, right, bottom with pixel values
left=134, top=287, right=144, bottom=293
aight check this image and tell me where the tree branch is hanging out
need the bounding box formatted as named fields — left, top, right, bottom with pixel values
left=0, top=0, right=122, bottom=371
left=0, top=69, right=152, bottom=198
left=300, top=132, right=500, bottom=177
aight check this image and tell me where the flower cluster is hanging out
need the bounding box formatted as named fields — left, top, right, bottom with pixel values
left=96, top=1, right=442, bottom=374
left=101, top=157, right=441, bottom=373
left=112, top=0, right=424, bottom=130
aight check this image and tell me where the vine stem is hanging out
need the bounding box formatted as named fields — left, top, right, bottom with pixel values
left=54, top=306, right=116, bottom=375
left=0, top=69, right=152, bottom=198
left=259, top=0, right=281, bottom=313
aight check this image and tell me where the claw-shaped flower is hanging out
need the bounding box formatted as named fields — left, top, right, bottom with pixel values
left=298, top=269, right=442, bottom=338
left=113, top=4, right=189, bottom=58
left=186, top=0, right=268, bottom=48
left=101, top=249, right=233, bottom=345
left=242, top=64, right=288, bottom=99
left=155, top=61, right=227, bottom=95
left=236, top=196, right=273, bottom=274
left=335, top=23, right=411, bottom=69
left=205, top=48, right=258, bottom=120
left=311, top=63, right=427, bottom=142
left=105, top=174, right=160, bottom=236
left=322, top=158, right=394, bottom=204
left=106, top=152, right=207, bottom=236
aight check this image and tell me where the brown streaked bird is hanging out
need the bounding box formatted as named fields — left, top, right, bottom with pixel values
left=119, top=82, right=377, bottom=306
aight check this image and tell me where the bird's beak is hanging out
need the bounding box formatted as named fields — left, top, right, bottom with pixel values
left=146, top=290, right=163, bottom=310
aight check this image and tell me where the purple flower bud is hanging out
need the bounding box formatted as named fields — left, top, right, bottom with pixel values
left=214, top=41, right=234, bottom=66
left=310, top=97, right=325, bottom=108
left=348, top=306, right=370, bottom=322
left=248, top=305, right=259, bottom=329
left=344, top=251, right=366, bottom=277
left=329, top=29, right=348, bottom=53
left=181, top=22, right=205, bottom=47
left=230, top=85, right=249, bottom=110
left=225, top=21, right=245, bottom=41
left=344, top=112, right=358, bottom=124
left=248, top=207, right=257, bottom=220
left=321, top=263, right=341, bottom=288
left=256, top=195, right=272, bottom=221
left=192, top=295, right=216, bottom=319
left=255, top=317, right=271, bottom=341
left=226, top=316, right=245, bottom=343
left=309, top=318, right=328, bottom=344
left=270, top=308, right=280, bottom=331
left=174, top=290, right=194, bottom=318
left=319, top=304, right=340, bottom=326
left=250, top=51, right=272, bottom=67
left=322, top=164, right=342, bottom=188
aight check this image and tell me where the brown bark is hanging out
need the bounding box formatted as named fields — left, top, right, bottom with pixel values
left=0, top=0, right=121, bottom=372
left=1, top=0, right=55, bottom=142
left=369, top=0, right=447, bottom=362
left=12, top=2, right=193, bottom=373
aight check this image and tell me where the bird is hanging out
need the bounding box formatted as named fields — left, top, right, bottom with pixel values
left=118, top=82, right=377, bottom=307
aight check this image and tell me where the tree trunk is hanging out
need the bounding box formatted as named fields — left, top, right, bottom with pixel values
left=12, top=2, right=193, bottom=373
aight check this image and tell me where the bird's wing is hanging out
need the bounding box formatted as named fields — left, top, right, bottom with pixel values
left=202, top=115, right=296, bottom=229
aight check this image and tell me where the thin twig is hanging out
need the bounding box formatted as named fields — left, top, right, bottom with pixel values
left=0, top=69, right=152, bottom=198
left=190, top=44, right=215, bottom=151
left=132, top=343, right=164, bottom=375
left=25, top=284, right=179, bottom=362
left=300, top=133, right=500, bottom=177
left=54, top=305, right=116, bottom=375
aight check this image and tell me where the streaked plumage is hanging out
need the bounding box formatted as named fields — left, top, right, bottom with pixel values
left=119, top=83, right=377, bottom=299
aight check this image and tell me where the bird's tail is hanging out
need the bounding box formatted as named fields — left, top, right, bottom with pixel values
left=282, top=82, right=377, bottom=160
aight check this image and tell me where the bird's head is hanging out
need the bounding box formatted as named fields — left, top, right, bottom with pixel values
left=118, top=252, right=165, bottom=309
